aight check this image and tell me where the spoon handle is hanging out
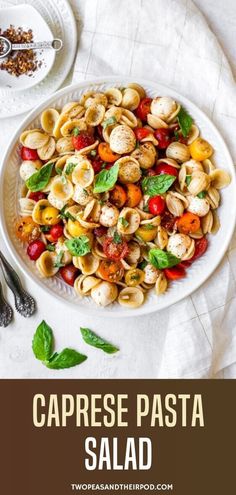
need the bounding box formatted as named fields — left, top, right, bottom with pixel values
left=0, top=251, right=36, bottom=318
left=0, top=281, right=13, bottom=327
left=12, top=38, right=63, bottom=52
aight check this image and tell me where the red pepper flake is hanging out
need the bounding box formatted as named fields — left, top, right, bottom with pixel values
left=0, top=25, right=43, bottom=77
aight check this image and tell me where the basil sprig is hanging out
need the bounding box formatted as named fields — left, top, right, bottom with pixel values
left=65, top=235, right=91, bottom=257
left=80, top=328, right=119, bottom=354
left=142, top=174, right=176, bottom=196
left=177, top=107, right=193, bottom=137
left=149, top=248, right=180, bottom=269
left=26, top=163, right=53, bottom=192
left=32, top=320, right=87, bottom=369
left=93, top=162, right=119, bottom=193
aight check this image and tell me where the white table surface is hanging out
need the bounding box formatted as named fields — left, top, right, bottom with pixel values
left=0, top=0, right=235, bottom=379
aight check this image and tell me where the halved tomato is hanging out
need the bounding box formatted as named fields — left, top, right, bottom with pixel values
left=103, top=236, right=129, bottom=261
left=15, top=216, right=40, bottom=242
left=97, top=260, right=124, bottom=282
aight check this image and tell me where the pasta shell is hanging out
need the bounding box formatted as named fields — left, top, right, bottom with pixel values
left=54, top=154, right=72, bottom=174
left=74, top=275, right=101, bottom=295
left=166, top=142, right=190, bottom=162
left=104, top=105, right=122, bottom=122
left=92, top=239, right=107, bottom=260
left=73, top=253, right=99, bottom=275
left=166, top=192, right=185, bottom=217
left=48, top=192, right=67, bottom=210
left=36, top=251, right=59, bottom=277
left=201, top=210, right=213, bottom=234
left=83, top=199, right=101, bottom=222
left=110, top=124, right=136, bottom=154
left=23, top=130, right=50, bottom=149
left=120, top=109, right=138, bottom=128
left=121, top=88, right=140, bottom=111
left=62, top=102, right=85, bottom=119
left=147, top=113, right=168, bottom=129
left=183, top=159, right=203, bottom=174
left=85, top=104, right=106, bottom=126
left=187, top=124, right=199, bottom=145
left=75, top=139, right=99, bottom=155
left=32, top=199, right=50, bottom=224
left=206, top=186, right=220, bottom=209
left=77, top=211, right=99, bottom=229
left=125, top=241, right=141, bottom=264
left=166, top=103, right=181, bottom=123
left=118, top=287, right=144, bottom=308
left=202, top=158, right=215, bottom=174
left=60, top=118, right=87, bottom=137
left=41, top=108, right=60, bottom=134
left=155, top=272, right=168, bottom=295
left=56, top=137, right=74, bottom=154
left=117, top=156, right=141, bottom=183
left=37, top=137, right=56, bottom=161
left=91, top=281, right=118, bottom=306
left=154, top=226, right=168, bottom=249
left=151, top=97, right=178, bottom=121
left=140, top=132, right=159, bottom=146
left=211, top=211, right=221, bottom=234
left=189, top=228, right=203, bottom=239
left=50, top=176, right=74, bottom=201
left=84, top=93, right=108, bottom=109
left=188, top=171, right=211, bottom=195
left=55, top=239, right=72, bottom=265
left=209, top=169, right=231, bottom=189
left=131, top=142, right=156, bottom=169
left=157, top=158, right=180, bottom=168
left=72, top=160, right=94, bottom=188
left=127, top=83, right=146, bottom=99
left=140, top=216, right=161, bottom=227
left=105, top=88, right=123, bottom=106
left=20, top=160, right=42, bottom=181
left=79, top=90, right=95, bottom=106
left=102, top=123, right=119, bottom=143
left=178, top=165, right=187, bottom=192
left=19, top=198, right=36, bottom=216
left=118, top=207, right=140, bottom=234
left=53, top=113, right=70, bottom=139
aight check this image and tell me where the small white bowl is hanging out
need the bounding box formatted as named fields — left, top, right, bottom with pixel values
left=0, top=4, right=56, bottom=91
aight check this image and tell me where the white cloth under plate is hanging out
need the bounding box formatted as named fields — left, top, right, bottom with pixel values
left=0, top=0, right=236, bottom=379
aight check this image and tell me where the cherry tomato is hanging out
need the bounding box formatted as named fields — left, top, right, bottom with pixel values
left=15, top=216, right=40, bottom=242
left=135, top=98, right=152, bottom=122
left=20, top=146, right=39, bottom=161
left=155, top=162, right=178, bottom=177
left=164, top=266, right=186, bottom=280
left=103, top=236, right=129, bottom=261
left=125, top=184, right=142, bottom=207
left=98, top=142, right=120, bottom=162
left=91, top=157, right=103, bottom=173
left=49, top=224, right=64, bottom=241
left=98, top=260, right=124, bottom=282
left=154, top=128, right=172, bottom=149
left=109, top=185, right=127, bottom=208
left=28, top=191, right=46, bottom=202
left=72, top=132, right=95, bottom=150
left=178, top=260, right=192, bottom=268
left=60, top=264, right=79, bottom=286
left=27, top=240, right=45, bottom=260
left=189, top=237, right=208, bottom=262
left=177, top=212, right=200, bottom=235
left=161, top=212, right=176, bottom=232
left=148, top=195, right=165, bottom=215
left=94, top=226, right=107, bottom=237
left=134, top=127, right=152, bottom=140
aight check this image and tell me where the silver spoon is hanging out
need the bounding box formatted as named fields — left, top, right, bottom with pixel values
left=0, top=279, right=13, bottom=327
left=0, top=36, right=63, bottom=59
left=0, top=251, right=36, bottom=318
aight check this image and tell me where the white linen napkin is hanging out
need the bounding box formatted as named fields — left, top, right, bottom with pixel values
left=69, top=0, right=236, bottom=378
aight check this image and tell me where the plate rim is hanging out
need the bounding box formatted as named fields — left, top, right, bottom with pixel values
left=0, top=75, right=236, bottom=318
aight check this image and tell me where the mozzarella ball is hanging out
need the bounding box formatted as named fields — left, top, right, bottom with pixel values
left=20, top=160, right=42, bottom=181
left=100, top=204, right=119, bottom=227
left=91, top=281, right=118, bottom=306
left=187, top=196, right=210, bottom=217
left=151, top=96, right=177, bottom=121
left=131, top=142, right=156, bottom=169
left=167, top=233, right=192, bottom=259
left=143, top=263, right=159, bottom=284
left=110, top=124, right=136, bottom=154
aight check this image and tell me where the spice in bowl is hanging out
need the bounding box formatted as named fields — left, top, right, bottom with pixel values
left=0, top=25, right=42, bottom=77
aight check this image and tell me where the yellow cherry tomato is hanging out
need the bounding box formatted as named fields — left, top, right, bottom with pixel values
left=189, top=138, right=213, bottom=161
left=41, top=206, right=60, bottom=225
left=125, top=268, right=145, bottom=287
left=135, top=225, right=157, bottom=242
left=67, top=218, right=88, bottom=237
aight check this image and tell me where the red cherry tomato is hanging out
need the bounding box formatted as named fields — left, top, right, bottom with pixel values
left=178, top=260, right=192, bottom=268
left=154, top=128, right=172, bottom=149
left=189, top=237, right=208, bottom=262
left=49, top=224, right=64, bottom=241
left=94, top=226, right=108, bottom=237
left=155, top=162, right=178, bottom=177
left=27, top=240, right=45, bottom=260
left=148, top=195, right=165, bottom=215
left=135, top=98, right=152, bottom=122
left=103, top=236, right=129, bottom=261
left=91, top=157, right=103, bottom=173
left=164, top=266, right=186, bottom=280
left=20, top=146, right=39, bottom=161
left=60, top=264, right=79, bottom=286
left=161, top=212, right=176, bottom=232
left=134, top=127, right=152, bottom=140
left=28, top=191, right=46, bottom=202
left=72, top=132, right=95, bottom=150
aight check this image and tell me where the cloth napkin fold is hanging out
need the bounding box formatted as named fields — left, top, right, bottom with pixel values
left=70, top=0, right=236, bottom=378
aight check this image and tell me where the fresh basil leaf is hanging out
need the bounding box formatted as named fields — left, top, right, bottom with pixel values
left=149, top=248, right=180, bottom=269
left=55, top=166, right=63, bottom=175
left=80, top=328, right=119, bottom=354
left=65, top=235, right=91, bottom=256
left=40, top=225, right=50, bottom=233
left=113, top=231, right=122, bottom=244
left=177, top=107, right=193, bottom=138
left=46, top=348, right=87, bottom=369
left=93, top=162, right=119, bottom=193
left=102, top=116, right=117, bottom=130
left=73, top=127, right=80, bottom=136
left=142, top=174, right=176, bottom=196
left=65, top=162, right=76, bottom=175
left=54, top=251, right=65, bottom=268
left=174, top=130, right=180, bottom=141
left=32, top=320, right=53, bottom=362
left=26, top=163, right=53, bottom=192
left=197, top=191, right=207, bottom=198
left=119, top=217, right=129, bottom=228
left=186, top=175, right=192, bottom=186
left=46, top=244, right=56, bottom=252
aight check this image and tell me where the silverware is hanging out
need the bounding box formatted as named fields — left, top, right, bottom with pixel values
left=0, top=251, right=36, bottom=318
left=0, top=35, right=63, bottom=59
left=0, top=280, right=13, bottom=327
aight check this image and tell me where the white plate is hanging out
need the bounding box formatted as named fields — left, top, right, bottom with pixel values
left=0, top=4, right=55, bottom=91
left=0, top=0, right=77, bottom=118
left=0, top=77, right=235, bottom=317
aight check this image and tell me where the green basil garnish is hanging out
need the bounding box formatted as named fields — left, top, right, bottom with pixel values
left=186, top=175, right=192, bottom=186
left=149, top=248, right=180, bottom=269
left=119, top=217, right=129, bottom=228
left=142, top=174, right=176, bottom=196
left=101, top=116, right=117, bottom=130
left=46, top=349, right=87, bottom=369
left=197, top=191, right=207, bottom=198
left=46, top=244, right=56, bottom=252
left=73, top=127, right=80, bottom=136
left=65, top=162, right=77, bottom=175
left=54, top=251, right=65, bottom=268
left=93, top=162, right=119, bottom=193
left=65, top=235, right=91, bottom=257
left=177, top=107, right=193, bottom=137
left=26, top=163, right=53, bottom=192
left=80, top=328, right=119, bottom=354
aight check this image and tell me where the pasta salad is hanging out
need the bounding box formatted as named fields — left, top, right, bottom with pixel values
left=16, top=83, right=231, bottom=308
